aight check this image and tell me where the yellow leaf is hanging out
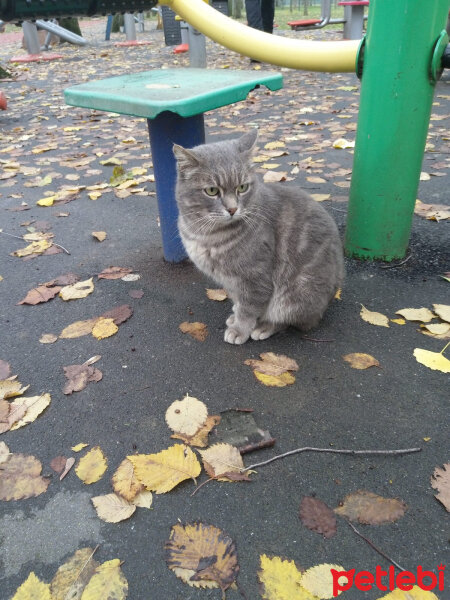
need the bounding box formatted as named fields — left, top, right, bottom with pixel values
left=332, top=138, right=354, bottom=149
left=0, top=378, right=29, bottom=400
left=89, top=191, right=102, bottom=200
left=264, top=141, right=286, bottom=150
left=92, top=231, right=107, bottom=242
left=71, top=443, right=89, bottom=452
left=254, top=371, right=296, bottom=387
left=80, top=559, right=128, bottom=600
left=258, top=555, right=313, bottom=600
left=199, top=443, right=248, bottom=481
left=50, top=548, right=99, bottom=600
left=334, top=288, right=342, bottom=300
left=132, top=490, right=153, bottom=508
left=9, top=393, right=51, bottom=430
left=117, top=179, right=138, bottom=190
left=206, top=288, right=228, bottom=301
left=311, top=194, right=331, bottom=202
left=421, top=322, right=450, bottom=335
left=100, top=157, right=122, bottom=166
left=91, top=493, right=136, bottom=523
left=396, top=307, right=435, bottom=322
left=375, top=586, right=440, bottom=600
left=59, top=278, right=94, bottom=301
left=37, top=195, right=55, bottom=206
left=306, top=176, right=326, bottom=183
left=301, top=564, right=346, bottom=599
left=432, top=303, right=450, bottom=323
left=245, top=352, right=299, bottom=376
left=179, top=321, right=208, bottom=342
left=128, top=444, right=201, bottom=493
left=262, top=163, right=281, bottom=169
left=165, top=395, right=208, bottom=436
left=75, top=446, right=108, bottom=484
left=343, top=353, right=380, bottom=370
left=390, top=318, right=406, bottom=325
left=12, top=239, right=51, bottom=257
left=413, top=345, right=450, bottom=373
left=92, top=318, right=119, bottom=340
left=111, top=458, right=144, bottom=502
left=420, top=171, right=431, bottom=181
left=360, top=305, right=389, bottom=327
left=11, top=572, right=52, bottom=600
left=59, top=318, right=99, bottom=339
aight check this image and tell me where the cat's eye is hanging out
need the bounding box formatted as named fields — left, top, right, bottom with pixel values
left=237, top=183, right=249, bottom=193
left=204, top=186, right=220, bottom=197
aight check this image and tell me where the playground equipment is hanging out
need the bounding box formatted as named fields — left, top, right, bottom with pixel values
left=1, top=0, right=449, bottom=261
left=288, top=0, right=369, bottom=40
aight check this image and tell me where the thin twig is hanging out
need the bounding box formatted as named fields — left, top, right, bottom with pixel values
left=380, top=252, right=412, bottom=269
left=346, top=521, right=406, bottom=571
left=300, top=336, right=335, bottom=342
left=243, top=446, right=421, bottom=472
left=191, top=477, right=215, bottom=497
left=0, top=230, right=70, bottom=255
left=72, top=544, right=100, bottom=584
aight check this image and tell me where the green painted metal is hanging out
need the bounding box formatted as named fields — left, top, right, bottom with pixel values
left=64, top=69, right=283, bottom=120
left=345, top=0, right=450, bottom=261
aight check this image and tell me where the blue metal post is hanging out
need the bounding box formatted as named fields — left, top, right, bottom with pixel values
left=105, top=15, right=113, bottom=41
left=148, top=112, right=205, bottom=262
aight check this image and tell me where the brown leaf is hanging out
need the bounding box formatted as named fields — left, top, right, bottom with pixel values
left=63, top=363, right=102, bottom=395
left=244, top=352, right=299, bottom=376
left=101, top=304, right=133, bottom=325
left=342, top=353, right=380, bottom=370
left=50, top=456, right=68, bottom=474
left=179, top=321, right=208, bottom=342
left=48, top=273, right=79, bottom=286
left=335, top=490, right=407, bottom=524
left=112, top=458, right=145, bottom=502
left=0, top=402, right=27, bottom=433
left=128, top=289, right=144, bottom=299
left=98, top=266, right=133, bottom=280
left=165, top=522, right=239, bottom=592
left=206, top=288, right=228, bottom=302
left=0, top=453, right=50, bottom=500
left=0, top=360, right=11, bottom=379
left=171, top=415, right=221, bottom=448
left=431, top=463, right=450, bottom=512
left=299, top=496, right=337, bottom=538
left=17, top=284, right=62, bottom=305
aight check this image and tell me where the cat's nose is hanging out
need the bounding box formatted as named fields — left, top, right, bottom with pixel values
left=228, top=207, right=237, bottom=216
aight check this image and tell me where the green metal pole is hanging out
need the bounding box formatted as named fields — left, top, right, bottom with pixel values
left=344, top=0, right=449, bottom=261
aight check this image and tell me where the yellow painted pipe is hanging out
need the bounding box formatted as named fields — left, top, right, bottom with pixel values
left=160, top=0, right=359, bottom=72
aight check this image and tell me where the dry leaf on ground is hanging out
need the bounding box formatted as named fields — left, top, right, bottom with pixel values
left=430, top=463, right=450, bottom=512
left=59, top=277, right=94, bottom=301
left=98, top=266, right=133, bottom=280
left=91, top=493, right=136, bottom=523
left=50, top=547, right=99, bottom=600
left=128, top=444, right=201, bottom=493
left=199, top=443, right=250, bottom=482
left=360, top=305, right=389, bottom=327
left=112, top=458, right=145, bottom=502
left=63, top=362, right=102, bottom=395
left=79, top=559, right=128, bottom=600
left=206, top=288, right=228, bottom=301
left=299, top=496, right=337, bottom=539
left=59, top=318, right=99, bottom=339
left=0, top=401, right=27, bottom=433
left=301, top=564, right=346, bottom=599
left=9, top=393, right=51, bottom=430
left=72, top=442, right=89, bottom=452
left=0, top=453, right=50, bottom=501
left=395, top=307, right=435, bottom=322
left=0, top=377, right=29, bottom=400
left=12, top=239, right=52, bottom=257
left=50, top=456, right=68, bottom=474
left=165, top=395, right=208, bottom=436
left=0, top=441, right=10, bottom=464
left=413, top=345, right=450, bottom=373
left=10, top=572, right=52, bottom=600
left=171, top=415, right=221, bottom=448
left=432, top=303, right=450, bottom=323
left=179, top=321, right=208, bottom=342
left=91, top=318, right=119, bottom=340
left=245, top=352, right=298, bottom=386
left=342, top=353, right=380, bottom=370
left=165, top=522, right=239, bottom=592
left=0, top=360, right=11, bottom=379
left=75, top=446, right=108, bottom=484
left=421, top=323, right=450, bottom=336
left=92, top=231, right=107, bottom=242
left=258, top=555, right=307, bottom=600
left=17, top=284, right=62, bottom=305
left=335, top=490, right=407, bottom=524
left=40, top=333, right=58, bottom=344
left=60, top=457, right=75, bottom=480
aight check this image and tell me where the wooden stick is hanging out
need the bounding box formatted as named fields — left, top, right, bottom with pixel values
left=346, top=521, right=406, bottom=571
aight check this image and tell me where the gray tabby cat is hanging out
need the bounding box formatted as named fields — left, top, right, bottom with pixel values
left=174, top=129, right=344, bottom=345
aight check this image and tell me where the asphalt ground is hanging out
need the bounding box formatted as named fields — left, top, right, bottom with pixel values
left=0, top=18, right=449, bottom=600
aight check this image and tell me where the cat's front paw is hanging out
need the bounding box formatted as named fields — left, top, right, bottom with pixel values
left=224, top=327, right=250, bottom=345
left=226, top=313, right=235, bottom=327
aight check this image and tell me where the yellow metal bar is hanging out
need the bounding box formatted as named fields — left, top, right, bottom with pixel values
left=160, top=0, right=359, bottom=72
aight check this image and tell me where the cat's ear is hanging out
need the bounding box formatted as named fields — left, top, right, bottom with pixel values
left=173, top=144, right=200, bottom=169
left=237, top=129, right=258, bottom=153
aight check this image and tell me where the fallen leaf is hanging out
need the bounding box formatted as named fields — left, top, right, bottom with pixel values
left=10, top=572, right=52, bottom=600
left=0, top=378, right=30, bottom=400
left=92, top=231, right=107, bottom=242
left=101, top=304, right=133, bottom=325
left=342, top=353, right=380, bottom=370
left=63, top=362, right=103, bottom=395
left=421, top=323, right=450, bottom=336
left=112, top=458, right=145, bottom=502
left=258, top=555, right=310, bottom=600
left=171, top=415, right=221, bottom=448
left=60, top=457, right=75, bottom=480
left=332, top=138, right=355, bottom=149
left=301, top=564, right=346, bottom=599
left=334, top=288, right=342, bottom=300
left=39, top=333, right=58, bottom=344
left=75, top=446, right=108, bottom=484
left=413, top=345, right=450, bottom=373
left=91, top=318, right=119, bottom=340
left=430, top=463, right=450, bottom=512
left=9, top=393, right=51, bottom=430
left=360, top=305, right=389, bottom=327
left=79, top=559, right=128, bottom=600
left=59, top=277, right=94, bottom=301
left=263, top=170, right=287, bottom=183
left=71, top=443, right=89, bottom=452
left=0, top=360, right=11, bottom=379
left=0, top=402, right=27, bottom=434
left=12, top=239, right=51, bottom=257
left=179, top=321, right=208, bottom=342
left=128, top=289, right=144, bottom=299
left=121, top=273, right=141, bottom=282
left=396, top=307, right=435, bottom=322
left=0, top=453, right=50, bottom=500
left=50, top=456, right=68, bottom=473
left=91, top=493, right=136, bottom=523
left=306, top=176, right=326, bottom=183
left=254, top=371, right=296, bottom=387
left=390, top=318, right=406, bottom=325
left=335, top=490, right=407, bottom=524
left=37, top=196, right=56, bottom=207
left=0, top=441, right=10, bottom=464
left=59, top=318, right=99, bottom=339
left=206, top=288, right=228, bottom=301
left=128, top=444, right=201, bottom=493
left=311, top=194, right=331, bottom=202
left=199, top=443, right=249, bottom=481
left=98, top=266, right=133, bottom=280
left=165, top=522, right=239, bottom=592
left=264, top=141, right=285, bottom=150
left=245, top=352, right=299, bottom=376
left=132, top=490, right=153, bottom=508
left=165, top=395, right=208, bottom=436
left=17, top=284, right=61, bottom=305
left=299, top=496, right=337, bottom=539
left=432, top=304, right=450, bottom=323
left=50, top=547, right=99, bottom=600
